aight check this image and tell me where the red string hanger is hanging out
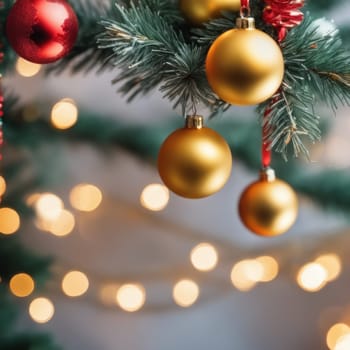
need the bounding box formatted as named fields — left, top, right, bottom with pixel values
left=240, top=0, right=250, bottom=15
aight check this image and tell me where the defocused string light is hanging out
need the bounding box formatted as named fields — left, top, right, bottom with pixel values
left=140, top=184, right=170, bottom=211
left=0, top=176, right=6, bottom=196
left=29, top=297, right=55, bottom=324
left=190, top=243, right=218, bottom=272
left=230, top=259, right=263, bottom=292
left=9, top=273, right=35, bottom=297
left=116, top=284, right=146, bottom=312
left=51, top=98, right=78, bottom=130
left=173, top=279, right=199, bottom=307
left=315, top=254, right=342, bottom=282
left=256, top=256, right=279, bottom=282
left=297, top=262, right=328, bottom=292
left=48, top=209, right=75, bottom=237
left=62, top=271, right=89, bottom=297
left=35, top=193, right=64, bottom=221
left=0, top=208, right=20, bottom=235
left=334, top=334, right=350, bottom=350
left=16, top=57, right=41, bottom=77
left=327, top=323, right=350, bottom=350
left=70, top=184, right=102, bottom=212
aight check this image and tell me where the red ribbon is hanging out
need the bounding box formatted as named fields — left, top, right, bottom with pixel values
left=261, top=0, right=304, bottom=168
left=240, top=0, right=249, bottom=9
left=263, top=0, right=304, bottom=41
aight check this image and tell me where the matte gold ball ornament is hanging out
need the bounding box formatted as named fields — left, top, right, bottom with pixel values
left=157, top=115, right=232, bottom=199
left=179, top=0, right=241, bottom=25
left=206, top=17, right=285, bottom=105
left=238, top=168, right=298, bottom=237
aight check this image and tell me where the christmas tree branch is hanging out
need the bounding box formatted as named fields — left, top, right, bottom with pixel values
left=3, top=1, right=350, bottom=161
left=97, top=1, right=219, bottom=114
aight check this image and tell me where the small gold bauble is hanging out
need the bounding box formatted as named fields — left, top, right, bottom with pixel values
left=158, top=116, right=232, bottom=199
left=238, top=171, right=298, bottom=236
left=179, top=0, right=240, bottom=25
left=206, top=18, right=284, bottom=105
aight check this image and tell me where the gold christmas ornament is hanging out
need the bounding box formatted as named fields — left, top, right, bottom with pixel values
left=206, top=17, right=284, bottom=105
left=157, top=115, right=232, bottom=199
left=238, top=168, right=298, bottom=237
left=179, top=0, right=241, bottom=25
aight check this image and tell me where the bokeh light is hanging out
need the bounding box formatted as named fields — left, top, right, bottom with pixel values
left=70, top=184, right=102, bottom=212
left=29, top=297, right=55, bottom=323
left=26, top=193, right=41, bottom=206
left=327, top=323, right=350, bottom=350
left=51, top=98, right=78, bottom=130
left=297, top=262, right=328, bottom=292
left=256, top=256, right=279, bottom=282
left=315, top=254, right=342, bottom=282
left=0, top=176, right=6, bottom=196
left=0, top=208, right=21, bottom=235
left=35, top=193, right=63, bottom=221
left=231, top=260, right=263, bottom=291
left=48, top=209, right=75, bottom=237
left=16, top=57, right=41, bottom=77
left=190, top=243, right=218, bottom=272
left=9, top=273, right=35, bottom=297
left=62, top=271, right=89, bottom=297
left=140, top=184, right=170, bottom=211
left=334, top=334, right=350, bottom=350
left=173, top=279, right=200, bottom=307
left=116, top=284, right=146, bottom=312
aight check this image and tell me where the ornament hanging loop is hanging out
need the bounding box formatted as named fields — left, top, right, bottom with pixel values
left=240, top=0, right=250, bottom=17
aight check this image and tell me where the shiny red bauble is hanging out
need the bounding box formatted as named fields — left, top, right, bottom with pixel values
left=6, top=0, right=79, bottom=64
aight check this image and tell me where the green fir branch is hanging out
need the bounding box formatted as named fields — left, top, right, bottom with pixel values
left=283, top=17, right=350, bottom=109
left=261, top=16, right=350, bottom=159
left=98, top=1, right=218, bottom=114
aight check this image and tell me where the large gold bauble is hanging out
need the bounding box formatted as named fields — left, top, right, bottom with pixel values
left=238, top=173, right=298, bottom=237
left=179, top=0, right=240, bottom=25
left=157, top=116, right=232, bottom=199
left=206, top=21, right=285, bottom=105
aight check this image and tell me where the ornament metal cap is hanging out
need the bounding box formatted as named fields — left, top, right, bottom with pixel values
left=260, top=167, right=276, bottom=182
left=185, top=115, right=204, bottom=129
left=236, top=17, right=255, bottom=29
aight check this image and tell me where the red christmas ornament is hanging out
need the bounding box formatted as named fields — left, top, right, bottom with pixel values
left=6, top=0, right=79, bottom=64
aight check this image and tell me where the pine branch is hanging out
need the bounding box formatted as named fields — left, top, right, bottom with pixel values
left=283, top=17, right=350, bottom=109
left=260, top=86, right=321, bottom=159
left=260, top=16, right=350, bottom=159
left=98, top=1, right=218, bottom=114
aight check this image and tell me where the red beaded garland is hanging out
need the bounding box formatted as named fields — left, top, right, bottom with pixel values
left=6, top=0, right=79, bottom=64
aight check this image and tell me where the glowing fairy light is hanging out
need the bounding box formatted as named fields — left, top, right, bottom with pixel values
left=173, top=279, right=200, bottom=307
left=16, top=57, right=41, bottom=77
left=0, top=208, right=20, bottom=235
left=116, top=284, right=146, bottom=312
left=140, top=184, right=170, bottom=211
left=70, top=184, right=102, bottom=212
left=297, top=262, right=328, bottom=292
left=51, top=98, right=78, bottom=130
left=9, top=273, right=35, bottom=297
left=190, top=243, right=218, bottom=272
left=62, top=271, right=89, bottom=297
left=29, top=297, right=55, bottom=324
